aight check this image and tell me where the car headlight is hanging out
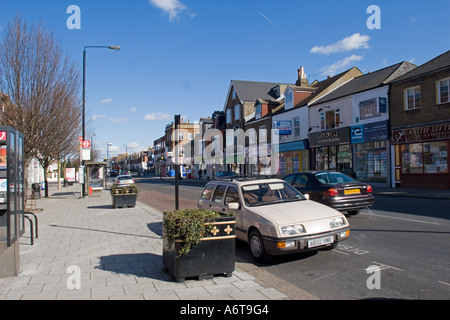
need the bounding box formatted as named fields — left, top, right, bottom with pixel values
left=329, top=217, right=346, bottom=229
left=281, top=224, right=306, bottom=236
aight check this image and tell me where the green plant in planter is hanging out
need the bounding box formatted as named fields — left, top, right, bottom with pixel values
left=111, top=184, right=139, bottom=195
left=163, top=209, right=231, bottom=257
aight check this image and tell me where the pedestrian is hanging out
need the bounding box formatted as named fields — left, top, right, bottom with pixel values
left=198, top=169, right=202, bottom=180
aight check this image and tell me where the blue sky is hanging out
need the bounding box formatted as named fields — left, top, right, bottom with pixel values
left=0, top=0, right=449, bottom=160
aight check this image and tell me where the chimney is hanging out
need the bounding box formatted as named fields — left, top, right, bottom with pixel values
left=296, top=66, right=309, bottom=87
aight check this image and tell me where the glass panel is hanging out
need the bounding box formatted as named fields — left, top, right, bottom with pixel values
left=18, top=136, right=24, bottom=234
left=423, top=141, right=448, bottom=173
left=212, top=185, right=226, bottom=203
left=9, top=132, right=16, bottom=243
left=224, top=187, right=240, bottom=205
left=401, top=143, right=423, bottom=173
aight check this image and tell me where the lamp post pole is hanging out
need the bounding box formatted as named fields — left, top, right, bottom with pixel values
left=81, top=45, right=120, bottom=198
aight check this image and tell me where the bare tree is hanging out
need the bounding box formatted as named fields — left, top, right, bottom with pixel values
left=0, top=16, right=81, bottom=197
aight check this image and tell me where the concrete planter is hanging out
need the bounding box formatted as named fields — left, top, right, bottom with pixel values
left=112, top=193, right=137, bottom=209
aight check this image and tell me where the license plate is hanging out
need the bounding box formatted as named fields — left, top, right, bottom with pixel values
left=345, top=188, right=360, bottom=195
left=308, top=236, right=334, bottom=248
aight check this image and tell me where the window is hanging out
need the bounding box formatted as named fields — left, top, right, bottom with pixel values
left=405, top=86, right=421, bottom=110
left=293, top=174, right=309, bottom=187
left=320, top=113, right=325, bottom=130
left=293, top=117, right=300, bottom=137
left=359, top=98, right=380, bottom=120
left=212, top=185, right=227, bottom=203
left=225, top=187, right=240, bottom=205
left=201, top=184, right=216, bottom=200
left=226, top=108, right=232, bottom=124
left=255, top=104, right=262, bottom=120
left=423, top=141, right=448, bottom=173
left=401, top=142, right=448, bottom=174
left=438, top=78, right=450, bottom=104
left=259, top=125, right=267, bottom=142
left=401, top=143, right=423, bottom=173
left=234, top=104, right=241, bottom=121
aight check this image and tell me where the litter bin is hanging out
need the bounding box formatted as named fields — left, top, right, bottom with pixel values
left=32, top=183, right=41, bottom=200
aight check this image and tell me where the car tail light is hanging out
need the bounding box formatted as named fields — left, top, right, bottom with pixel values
left=367, top=185, right=373, bottom=194
left=323, top=188, right=338, bottom=197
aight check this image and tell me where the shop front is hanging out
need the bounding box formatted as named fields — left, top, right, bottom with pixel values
left=392, top=122, right=450, bottom=189
left=351, top=120, right=390, bottom=185
left=276, top=140, right=309, bottom=177
left=309, top=127, right=353, bottom=176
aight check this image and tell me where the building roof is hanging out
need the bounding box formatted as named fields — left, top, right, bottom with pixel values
left=231, top=80, right=291, bottom=103
left=391, top=50, right=450, bottom=83
left=310, top=61, right=417, bottom=106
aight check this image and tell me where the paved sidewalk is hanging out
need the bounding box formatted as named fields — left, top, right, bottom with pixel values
left=0, top=183, right=317, bottom=300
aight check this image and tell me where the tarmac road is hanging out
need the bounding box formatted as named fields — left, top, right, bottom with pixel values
left=135, top=176, right=450, bottom=300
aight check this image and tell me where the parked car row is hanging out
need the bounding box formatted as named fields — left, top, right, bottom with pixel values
left=197, top=171, right=374, bottom=261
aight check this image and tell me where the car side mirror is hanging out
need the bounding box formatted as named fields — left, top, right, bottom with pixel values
left=228, top=202, right=239, bottom=210
left=303, top=194, right=310, bottom=200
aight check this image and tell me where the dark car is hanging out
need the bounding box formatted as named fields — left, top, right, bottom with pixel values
left=215, top=171, right=238, bottom=179
left=282, top=171, right=375, bottom=215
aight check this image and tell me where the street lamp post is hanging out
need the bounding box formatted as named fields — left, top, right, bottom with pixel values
left=81, top=45, right=120, bottom=198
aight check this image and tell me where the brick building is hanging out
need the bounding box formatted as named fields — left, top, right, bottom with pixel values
left=390, top=51, right=450, bottom=189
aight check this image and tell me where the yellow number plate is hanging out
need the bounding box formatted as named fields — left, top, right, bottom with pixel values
left=344, top=188, right=361, bottom=195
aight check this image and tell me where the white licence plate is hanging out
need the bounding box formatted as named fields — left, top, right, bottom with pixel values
left=308, top=236, right=334, bottom=248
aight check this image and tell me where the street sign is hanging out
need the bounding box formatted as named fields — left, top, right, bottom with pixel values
left=82, top=140, right=91, bottom=148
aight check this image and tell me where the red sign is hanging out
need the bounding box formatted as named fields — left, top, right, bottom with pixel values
left=78, top=136, right=83, bottom=142
left=0, top=132, right=6, bottom=141
left=392, top=123, right=450, bottom=144
left=82, top=140, right=91, bottom=148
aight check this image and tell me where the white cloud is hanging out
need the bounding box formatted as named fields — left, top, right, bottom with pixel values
left=109, top=117, right=128, bottom=123
left=320, top=55, right=363, bottom=76
left=311, top=33, right=370, bottom=55
left=130, top=107, right=137, bottom=113
left=145, top=112, right=171, bottom=121
left=101, top=98, right=113, bottom=104
left=90, top=115, right=107, bottom=121
left=149, top=0, right=193, bottom=22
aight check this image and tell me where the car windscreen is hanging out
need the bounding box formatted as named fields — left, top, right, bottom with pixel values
left=313, top=172, right=354, bottom=185
left=118, top=175, right=132, bottom=180
left=241, top=182, right=305, bottom=207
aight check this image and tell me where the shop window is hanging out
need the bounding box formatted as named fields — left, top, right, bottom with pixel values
left=423, top=141, right=448, bottom=173
left=401, top=143, right=423, bottom=173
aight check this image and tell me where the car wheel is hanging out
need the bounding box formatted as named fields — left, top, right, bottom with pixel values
left=249, top=230, right=271, bottom=262
left=347, top=210, right=360, bottom=215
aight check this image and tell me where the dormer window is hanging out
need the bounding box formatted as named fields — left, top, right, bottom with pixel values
left=255, top=103, right=262, bottom=120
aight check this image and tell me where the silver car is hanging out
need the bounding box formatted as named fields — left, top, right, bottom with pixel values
left=197, top=178, right=350, bottom=261
left=112, top=175, right=135, bottom=187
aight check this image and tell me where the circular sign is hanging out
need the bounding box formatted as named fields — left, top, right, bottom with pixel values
left=82, top=140, right=91, bottom=148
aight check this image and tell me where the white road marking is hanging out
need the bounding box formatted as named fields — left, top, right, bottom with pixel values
left=362, top=211, right=441, bottom=226
left=370, top=261, right=404, bottom=272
